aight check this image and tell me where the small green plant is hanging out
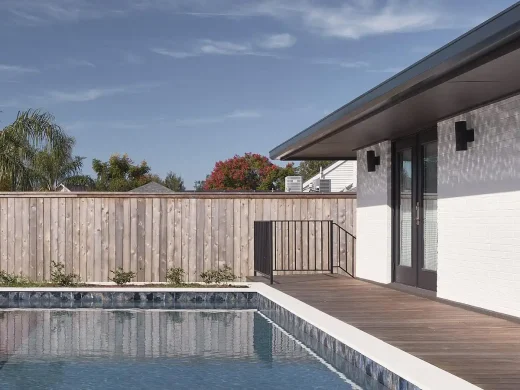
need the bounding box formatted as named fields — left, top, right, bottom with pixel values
left=200, top=265, right=237, bottom=285
left=51, top=261, right=80, bottom=287
left=166, top=267, right=185, bottom=285
left=109, top=267, right=136, bottom=286
left=0, top=270, right=30, bottom=286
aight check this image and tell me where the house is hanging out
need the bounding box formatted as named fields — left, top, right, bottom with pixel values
left=302, top=160, right=357, bottom=192
left=129, top=181, right=174, bottom=193
left=270, top=3, right=520, bottom=318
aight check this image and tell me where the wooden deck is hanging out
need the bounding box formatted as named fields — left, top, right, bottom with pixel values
left=250, top=274, right=520, bottom=390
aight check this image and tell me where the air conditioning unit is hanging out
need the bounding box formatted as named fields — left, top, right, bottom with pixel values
left=313, top=179, right=331, bottom=192
left=285, top=176, right=303, bottom=192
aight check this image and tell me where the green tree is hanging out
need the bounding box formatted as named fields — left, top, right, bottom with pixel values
left=32, top=138, right=84, bottom=191
left=194, top=177, right=207, bottom=192
left=92, top=153, right=154, bottom=191
left=61, top=174, right=96, bottom=191
left=296, top=160, right=335, bottom=181
left=0, top=110, right=73, bottom=191
left=162, top=171, right=185, bottom=192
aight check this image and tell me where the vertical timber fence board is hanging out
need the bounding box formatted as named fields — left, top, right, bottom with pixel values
left=0, top=193, right=355, bottom=282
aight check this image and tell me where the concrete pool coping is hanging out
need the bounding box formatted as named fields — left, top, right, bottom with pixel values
left=0, top=283, right=481, bottom=390
left=253, top=283, right=480, bottom=390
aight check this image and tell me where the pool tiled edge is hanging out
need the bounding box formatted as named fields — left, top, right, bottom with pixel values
left=258, top=293, right=407, bottom=390
left=0, top=284, right=481, bottom=390
left=0, top=289, right=257, bottom=309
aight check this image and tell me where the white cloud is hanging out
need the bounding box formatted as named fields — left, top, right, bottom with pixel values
left=30, top=82, right=160, bottom=104
left=199, top=40, right=251, bottom=55
left=258, top=33, right=296, bottom=49
left=174, top=109, right=262, bottom=127
left=1, top=1, right=493, bottom=40
left=150, top=48, right=197, bottom=58
left=2, top=0, right=127, bottom=24
left=65, top=59, right=96, bottom=68
left=48, top=87, right=125, bottom=103
left=226, top=110, right=262, bottom=119
left=152, top=39, right=281, bottom=59
left=65, top=109, right=261, bottom=132
left=293, top=2, right=439, bottom=39
left=311, top=58, right=369, bottom=68
left=367, top=67, right=404, bottom=74
left=0, top=64, right=39, bottom=73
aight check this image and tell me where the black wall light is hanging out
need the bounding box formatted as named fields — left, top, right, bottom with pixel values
left=366, top=150, right=380, bottom=172
left=455, top=121, right=474, bottom=151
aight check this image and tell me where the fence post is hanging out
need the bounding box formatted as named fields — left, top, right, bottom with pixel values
left=329, top=221, right=334, bottom=274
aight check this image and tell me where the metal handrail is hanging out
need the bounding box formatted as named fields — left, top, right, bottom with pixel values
left=332, top=222, right=356, bottom=278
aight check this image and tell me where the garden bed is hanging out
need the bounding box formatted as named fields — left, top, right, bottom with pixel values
left=0, top=263, right=246, bottom=288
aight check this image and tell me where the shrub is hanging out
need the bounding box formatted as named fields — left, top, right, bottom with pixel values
left=109, top=267, right=136, bottom=286
left=51, top=261, right=80, bottom=287
left=0, top=271, right=30, bottom=286
left=200, top=265, right=237, bottom=284
left=166, top=267, right=185, bottom=285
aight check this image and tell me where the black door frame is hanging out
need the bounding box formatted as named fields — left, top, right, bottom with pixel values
left=392, top=128, right=437, bottom=291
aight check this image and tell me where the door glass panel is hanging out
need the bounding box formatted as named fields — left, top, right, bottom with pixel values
left=399, top=149, right=412, bottom=267
left=422, top=142, right=438, bottom=271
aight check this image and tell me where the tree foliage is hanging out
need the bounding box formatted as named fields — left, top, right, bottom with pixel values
left=296, top=160, right=335, bottom=181
left=203, top=153, right=296, bottom=191
left=32, top=144, right=84, bottom=191
left=161, top=171, right=185, bottom=192
left=62, top=174, right=96, bottom=190
left=0, top=109, right=82, bottom=191
left=92, top=153, right=154, bottom=191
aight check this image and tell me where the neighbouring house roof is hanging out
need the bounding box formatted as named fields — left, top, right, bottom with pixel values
left=57, top=184, right=89, bottom=192
left=270, top=3, right=520, bottom=160
left=302, top=160, right=357, bottom=192
left=129, top=182, right=174, bottom=193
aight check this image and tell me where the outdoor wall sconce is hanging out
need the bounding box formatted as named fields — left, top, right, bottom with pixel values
left=366, top=150, right=380, bottom=172
left=455, top=121, right=474, bottom=151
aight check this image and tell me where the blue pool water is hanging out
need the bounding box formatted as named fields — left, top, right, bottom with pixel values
left=0, top=309, right=384, bottom=389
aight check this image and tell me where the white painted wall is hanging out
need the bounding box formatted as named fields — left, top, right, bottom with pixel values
left=437, top=93, right=520, bottom=318
left=355, top=141, right=392, bottom=283
left=303, top=161, right=357, bottom=192
left=353, top=94, right=520, bottom=317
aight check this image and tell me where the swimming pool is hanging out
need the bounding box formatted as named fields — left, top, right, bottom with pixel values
left=0, top=308, right=386, bottom=389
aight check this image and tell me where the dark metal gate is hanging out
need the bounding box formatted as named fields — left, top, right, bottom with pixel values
left=253, top=220, right=356, bottom=284
left=253, top=221, right=273, bottom=284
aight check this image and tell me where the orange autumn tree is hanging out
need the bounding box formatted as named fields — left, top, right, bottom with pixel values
left=203, top=153, right=295, bottom=191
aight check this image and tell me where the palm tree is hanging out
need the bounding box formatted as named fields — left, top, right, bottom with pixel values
left=0, top=110, right=77, bottom=191
left=33, top=147, right=84, bottom=191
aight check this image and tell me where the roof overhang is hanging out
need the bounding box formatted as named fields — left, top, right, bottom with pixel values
left=270, top=3, right=520, bottom=160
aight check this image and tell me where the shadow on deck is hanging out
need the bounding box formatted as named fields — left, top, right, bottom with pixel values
left=248, top=274, right=520, bottom=390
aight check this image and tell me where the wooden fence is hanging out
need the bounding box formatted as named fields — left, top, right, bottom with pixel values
left=0, top=192, right=356, bottom=282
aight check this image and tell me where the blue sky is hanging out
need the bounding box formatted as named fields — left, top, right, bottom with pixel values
left=0, top=0, right=516, bottom=188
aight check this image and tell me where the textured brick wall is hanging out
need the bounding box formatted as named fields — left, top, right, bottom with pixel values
left=356, top=141, right=392, bottom=283
left=437, top=93, right=520, bottom=317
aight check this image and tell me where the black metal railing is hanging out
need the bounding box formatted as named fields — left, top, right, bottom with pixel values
left=253, top=220, right=356, bottom=284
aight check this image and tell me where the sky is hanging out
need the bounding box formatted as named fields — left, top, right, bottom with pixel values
left=0, top=0, right=517, bottom=188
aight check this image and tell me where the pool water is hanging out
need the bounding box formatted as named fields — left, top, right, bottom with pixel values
left=0, top=309, right=383, bottom=389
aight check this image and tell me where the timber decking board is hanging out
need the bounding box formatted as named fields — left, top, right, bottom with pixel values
left=252, top=274, right=520, bottom=390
